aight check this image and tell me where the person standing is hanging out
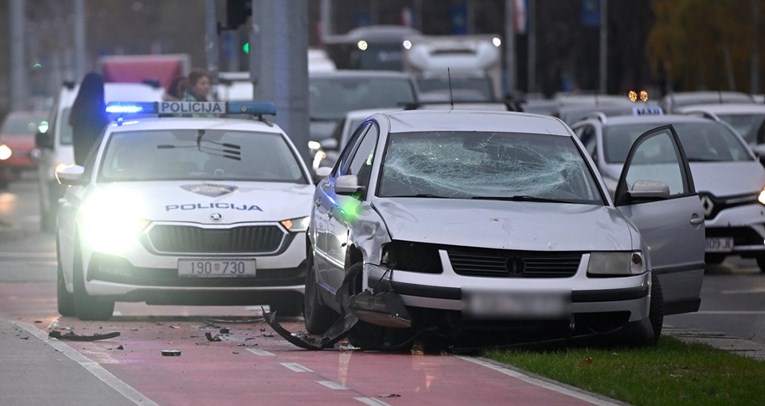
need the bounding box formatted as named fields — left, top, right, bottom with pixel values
left=69, top=72, right=109, bottom=165
left=183, top=69, right=212, bottom=102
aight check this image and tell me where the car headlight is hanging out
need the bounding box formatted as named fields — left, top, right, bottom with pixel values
left=78, top=192, right=149, bottom=252
left=758, top=188, right=765, bottom=206
left=280, top=216, right=310, bottom=233
left=0, top=144, right=12, bottom=160
left=587, top=251, right=645, bottom=276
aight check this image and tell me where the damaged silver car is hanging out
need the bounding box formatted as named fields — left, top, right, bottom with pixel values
left=300, top=110, right=705, bottom=349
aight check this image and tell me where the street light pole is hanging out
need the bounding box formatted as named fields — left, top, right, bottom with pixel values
left=74, top=0, right=86, bottom=79
left=505, top=0, right=516, bottom=94
left=10, top=0, right=28, bottom=111
left=599, top=0, right=608, bottom=94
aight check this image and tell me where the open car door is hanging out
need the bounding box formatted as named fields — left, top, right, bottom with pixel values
left=614, top=125, right=705, bottom=315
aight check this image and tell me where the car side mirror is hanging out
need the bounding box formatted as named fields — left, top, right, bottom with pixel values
left=56, top=165, right=85, bottom=186
left=335, top=174, right=363, bottom=196
left=313, top=166, right=332, bottom=184
left=35, top=130, right=53, bottom=150
left=626, top=179, right=670, bottom=202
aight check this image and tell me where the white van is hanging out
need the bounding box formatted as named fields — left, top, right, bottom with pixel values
left=35, top=82, right=164, bottom=231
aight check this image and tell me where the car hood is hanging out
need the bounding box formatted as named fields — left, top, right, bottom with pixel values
left=372, top=198, right=635, bottom=251
left=690, top=162, right=765, bottom=196
left=87, top=181, right=314, bottom=224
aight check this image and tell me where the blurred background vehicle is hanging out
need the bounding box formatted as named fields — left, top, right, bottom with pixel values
left=323, top=25, right=421, bottom=71
left=675, top=103, right=765, bottom=148
left=0, top=110, right=47, bottom=189
left=659, top=91, right=756, bottom=114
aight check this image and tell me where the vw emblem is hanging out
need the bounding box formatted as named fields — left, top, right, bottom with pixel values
left=210, top=212, right=223, bottom=222
left=505, top=257, right=523, bottom=276
left=699, top=195, right=714, bottom=217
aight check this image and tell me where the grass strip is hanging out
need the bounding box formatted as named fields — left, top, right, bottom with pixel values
left=485, top=336, right=765, bottom=405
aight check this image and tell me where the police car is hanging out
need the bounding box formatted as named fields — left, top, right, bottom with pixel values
left=571, top=106, right=765, bottom=272
left=55, top=101, right=314, bottom=320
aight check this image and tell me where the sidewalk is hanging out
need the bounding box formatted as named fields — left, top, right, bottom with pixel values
left=663, top=325, right=765, bottom=362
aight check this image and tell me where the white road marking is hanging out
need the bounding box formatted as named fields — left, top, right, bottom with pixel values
left=10, top=319, right=157, bottom=406
left=456, top=356, right=620, bottom=406
left=246, top=348, right=275, bottom=356
left=355, top=398, right=391, bottom=406
left=694, top=311, right=765, bottom=315
left=280, top=362, right=313, bottom=373
left=317, top=380, right=347, bottom=390
left=722, top=289, right=765, bottom=294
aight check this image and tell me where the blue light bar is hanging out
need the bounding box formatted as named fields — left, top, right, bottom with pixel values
left=105, top=102, right=157, bottom=114
left=105, top=101, right=276, bottom=117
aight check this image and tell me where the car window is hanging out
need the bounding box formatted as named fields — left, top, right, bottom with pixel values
left=378, top=131, right=603, bottom=204
left=342, top=124, right=379, bottom=191
left=604, top=122, right=752, bottom=164
left=334, top=122, right=371, bottom=176
left=576, top=125, right=597, bottom=160
left=622, top=128, right=688, bottom=196
left=59, top=108, right=74, bottom=145
left=98, top=129, right=308, bottom=183
left=716, top=113, right=765, bottom=144
left=309, top=77, right=416, bottom=119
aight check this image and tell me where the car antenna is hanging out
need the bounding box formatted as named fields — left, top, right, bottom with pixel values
left=448, top=67, right=454, bottom=110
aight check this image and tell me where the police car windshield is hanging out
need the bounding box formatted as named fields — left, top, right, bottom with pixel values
left=603, top=122, right=753, bottom=164
left=98, top=129, right=308, bottom=183
left=378, top=131, right=603, bottom=205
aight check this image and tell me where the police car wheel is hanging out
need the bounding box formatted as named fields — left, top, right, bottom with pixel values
left=72, top=241, right=114, bottom=321
left=57, top=262, right=75, bottom=317
left=304, top=249, right=337, bottom=334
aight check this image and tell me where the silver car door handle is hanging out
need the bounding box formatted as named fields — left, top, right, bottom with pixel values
left=690, top=214, right=704, bottom=225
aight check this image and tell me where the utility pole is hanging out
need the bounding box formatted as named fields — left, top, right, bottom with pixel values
left=252, top=0, right=310, bottom=166
left=10, top=0, right=28, bottom=111
left=504, top=0, right=516, bottom=95
left=320, top=0, right=332, bottom=41
left=74, top=0, right=86, bottom=79
left=527, top=0, right=536, bottom=94
left=205, top=0, right=219, bottom=82
left=599, top=0, right=608, bottom=94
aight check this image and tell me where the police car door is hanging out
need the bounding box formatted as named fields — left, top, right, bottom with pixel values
left=614, top=125, right=705, bottom=315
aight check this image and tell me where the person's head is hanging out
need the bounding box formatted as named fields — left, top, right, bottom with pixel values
left=186, top=69, right=211, bottom=100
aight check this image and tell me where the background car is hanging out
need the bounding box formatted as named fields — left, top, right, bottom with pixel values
left=659, top=91, right=756, bottom=114
left=572, top=113, right=765, bottom=271
left=55, top=101, right=314, bottom=321
left=306, top=109, right=704, bottom=348
left=0, top=110, right=47, bottom=188
left=675, top=103, right=765, bottom=147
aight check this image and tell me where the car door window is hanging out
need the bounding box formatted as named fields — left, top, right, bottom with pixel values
left=577, top=125, right=597, bottom=160
left=618, top=125, right=692, bottom=200
left=344, top=124, right=380, bottom=192
left=334, top=122, right=371, bottom=177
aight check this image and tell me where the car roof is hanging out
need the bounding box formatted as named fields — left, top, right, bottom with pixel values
left=377, top=110, right=571, bottom=135
left=675, top=103, right=765, bottom=114
left=105, top=117, right=286, bottom=135
left=599, top=114, right=718, bottom=126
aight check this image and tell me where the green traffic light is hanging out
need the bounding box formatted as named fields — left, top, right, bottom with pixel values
left=243, top=42, right=249, bottom=54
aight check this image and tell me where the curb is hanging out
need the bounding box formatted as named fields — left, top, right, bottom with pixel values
left=663, top=325, right=765, bottom=362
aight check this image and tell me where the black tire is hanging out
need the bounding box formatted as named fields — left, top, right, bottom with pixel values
left=303, top=247, right=337, bottom=333
left=269, top=294, right=304, bottom=318
left=756, top=257, right=765, bottom=273
left=73, top=241, right=114, bottom=321
left=649, top=273, right=664, bottom=343
left=705, top=254, right=725, bottom=265
left=57, top=264, right=75, bottom=317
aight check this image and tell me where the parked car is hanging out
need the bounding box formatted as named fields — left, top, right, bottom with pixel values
left=305, top=109, right=704, bottom=348
left=659, top=91, right=755, bottom=114
left=675, top=103, right=765, bottom=145
left=0, top=110, right=48, bottom=188
left=55, top=101, right=313, bottom=320
left=572, top=112, right=765, bottom=270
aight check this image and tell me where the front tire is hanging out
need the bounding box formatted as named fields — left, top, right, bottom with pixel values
left=57, top=264, right=75, bottom=317
left=73, top=242, right=114, bottom=321
left=303, top=246, right=337, bottom=334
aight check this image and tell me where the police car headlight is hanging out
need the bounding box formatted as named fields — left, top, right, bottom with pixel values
left=78, top=192, right=149, bottom=252
left=0, top=144, right=12, bottom=160
left=587, top=251, right=645, bottom=276
left=280, top=216, right=310, bottom=233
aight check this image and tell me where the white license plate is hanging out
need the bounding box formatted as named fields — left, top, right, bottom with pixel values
left=178, top=259, right=256, bottom=278
left=705, top=237, right=734, bottom=253
left=463, top=290, right=570, bottom=319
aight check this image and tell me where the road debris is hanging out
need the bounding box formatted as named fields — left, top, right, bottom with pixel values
left=49, top=331, right=121, bottom=341
left=220, top=327, right=230, bottom=334
left=205, top=331, right=222, bottom=342
left=161, top=349, right=181, bottom=356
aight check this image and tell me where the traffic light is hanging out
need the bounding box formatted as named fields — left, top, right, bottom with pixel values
left=226, top=0, right=252, bottom=30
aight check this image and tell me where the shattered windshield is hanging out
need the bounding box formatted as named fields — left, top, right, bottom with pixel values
left=99, top=129, right=308, bottom=183
left=378, top=131, right=603, bottom=204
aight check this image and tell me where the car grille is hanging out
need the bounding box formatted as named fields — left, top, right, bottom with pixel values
left=699, top=192, right=759, bottom=220
left=386, top=240, right=443, bottom=274
left=447, top=248, right=582, bottom=278
left=147, top=224, right=285, bottom=254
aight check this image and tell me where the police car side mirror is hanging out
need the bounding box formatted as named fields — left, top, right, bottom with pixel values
left=335, top=174, right=363, bottom=196
left=56, top=165, right=85, bottom=186
left=35, top=130, right=53, bottom=150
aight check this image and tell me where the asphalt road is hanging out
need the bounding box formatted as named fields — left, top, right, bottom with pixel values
left=1, top=174, right=763, bottom=405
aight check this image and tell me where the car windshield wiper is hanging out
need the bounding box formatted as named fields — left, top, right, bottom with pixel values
left=687, top=157, right=725, bottom=162
left=471, top=195, right=576, bottom=203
